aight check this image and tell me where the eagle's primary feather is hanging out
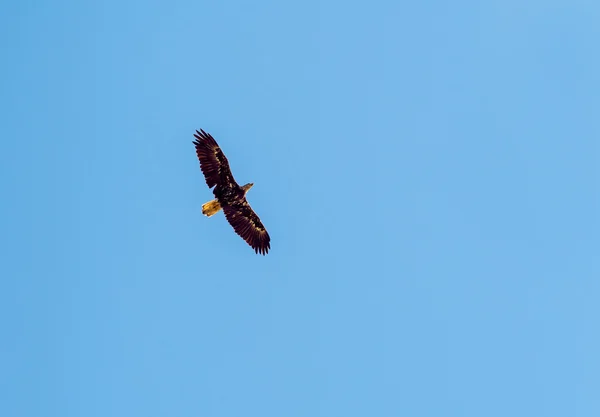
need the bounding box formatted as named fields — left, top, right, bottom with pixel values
left=193, top=129, right=271, bottom=255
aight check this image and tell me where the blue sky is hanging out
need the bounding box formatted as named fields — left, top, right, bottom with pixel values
left=1, top=0, right=598, bottom=416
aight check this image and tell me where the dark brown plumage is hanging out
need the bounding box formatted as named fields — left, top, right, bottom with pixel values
left=193, top=129, right=271, bottom=255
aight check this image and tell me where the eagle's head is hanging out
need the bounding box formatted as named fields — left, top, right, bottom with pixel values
left=242, top=182, right=254, bottom=193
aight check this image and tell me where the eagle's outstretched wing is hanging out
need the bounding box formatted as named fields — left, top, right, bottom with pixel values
left=222, top=200, right=271, bottom=255
left=193, top=129, right=238, bottom=189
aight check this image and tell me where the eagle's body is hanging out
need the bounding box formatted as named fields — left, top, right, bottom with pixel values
left=193, top=129, right=270, bottom=255
left=201, top=182, right=253, bottom=217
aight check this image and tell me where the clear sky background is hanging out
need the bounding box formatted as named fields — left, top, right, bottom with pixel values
left=1, top=1, right=598, bottom=416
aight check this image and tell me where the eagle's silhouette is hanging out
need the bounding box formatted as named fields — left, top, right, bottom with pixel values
left=193, top=129, right=270, bottom=255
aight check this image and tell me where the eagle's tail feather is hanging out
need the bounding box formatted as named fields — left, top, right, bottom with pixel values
left=202, top=199, right=221, bottom=217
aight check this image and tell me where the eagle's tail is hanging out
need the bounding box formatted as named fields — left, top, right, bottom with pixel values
left=202, top=199, right=221, bottom=217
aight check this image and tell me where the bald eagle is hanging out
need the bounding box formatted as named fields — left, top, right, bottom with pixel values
left=193, top=129, right=271, bottom=255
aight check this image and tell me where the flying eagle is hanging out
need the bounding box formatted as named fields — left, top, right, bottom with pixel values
left=193, top=129, right=271, bottom=255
